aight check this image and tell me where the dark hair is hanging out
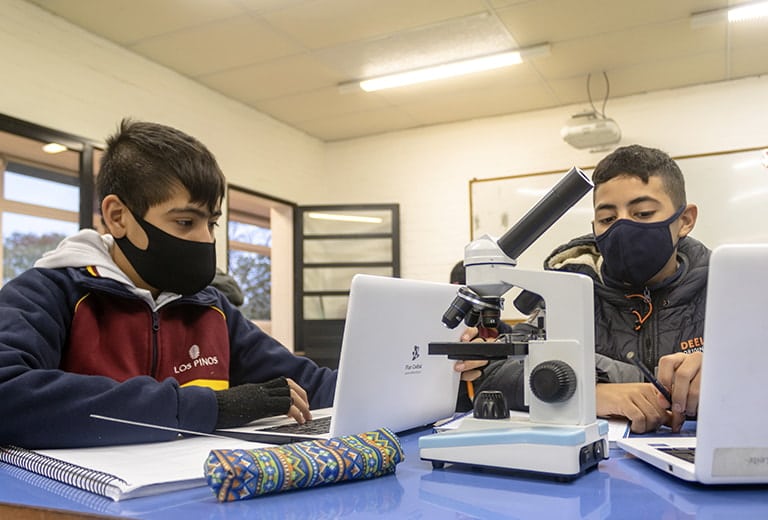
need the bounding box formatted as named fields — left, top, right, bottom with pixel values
left=96, top=119, right=226, bottom=217
left=450, top=261, right=465, bottom=285
left=592, top=144, right=686, bottom=208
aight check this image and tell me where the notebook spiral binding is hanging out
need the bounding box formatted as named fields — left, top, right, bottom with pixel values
left=0, top=445, right=126, bottom=497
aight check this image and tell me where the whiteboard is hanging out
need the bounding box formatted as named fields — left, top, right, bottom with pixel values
left=469, top=146, right=768, bottom=318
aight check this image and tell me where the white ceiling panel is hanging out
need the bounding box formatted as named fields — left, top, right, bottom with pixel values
left=130, top=16, right=304, bottom=77
left=25, top=0, right=768, bottom=141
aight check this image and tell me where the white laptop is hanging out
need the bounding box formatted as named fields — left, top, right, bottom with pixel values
left=618, top=243, right=768, bottom=484
left=217, top=274, right=463, bottom=444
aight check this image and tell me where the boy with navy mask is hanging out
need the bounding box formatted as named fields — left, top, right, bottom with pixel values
left=456, top=145, right=708, bottom=433
left=0, top=119, right=336, bottom=448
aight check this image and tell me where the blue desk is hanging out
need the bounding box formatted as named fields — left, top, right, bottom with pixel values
left=1, top=429, right=767, bottom=519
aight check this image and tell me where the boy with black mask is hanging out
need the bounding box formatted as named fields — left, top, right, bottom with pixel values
left=455, top=145, right=708, bottom=434
left=0, top=119, right=336, bottom=448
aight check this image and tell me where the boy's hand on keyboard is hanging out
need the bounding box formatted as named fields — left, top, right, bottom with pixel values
left=286, top=378, right=312, bottom=425
left=214, top=377, right=292, bottom=428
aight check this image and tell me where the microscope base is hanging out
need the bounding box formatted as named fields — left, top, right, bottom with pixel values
left=419, top=417, right=609, bottom=480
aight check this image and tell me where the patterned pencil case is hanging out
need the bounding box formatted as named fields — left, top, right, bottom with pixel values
left=204, top=427, right=404, bottom=501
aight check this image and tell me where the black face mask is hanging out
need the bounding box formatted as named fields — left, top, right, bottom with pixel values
left=595, top=206, right=685, bottom=289
left=115, top=213, right=216, bottom=296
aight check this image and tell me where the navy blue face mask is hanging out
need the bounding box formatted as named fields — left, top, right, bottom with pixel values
left=115, top=212, right=216, bottom=296
left=595, top=206, right=685, bottom=289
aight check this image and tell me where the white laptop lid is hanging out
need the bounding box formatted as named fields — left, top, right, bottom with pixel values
left=330, top=274, right=462, bottom=436
left=619, top=243, right=768, bottom=484
left=218, top=274, right=462, bottom=443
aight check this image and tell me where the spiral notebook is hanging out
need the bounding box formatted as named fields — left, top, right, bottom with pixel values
left=617, top=243, right=768, bottom=484
left=0, top=436, right=260, bottom=501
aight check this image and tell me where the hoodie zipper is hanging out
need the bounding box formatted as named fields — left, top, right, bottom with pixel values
left=641, top=293, right=659, bottom=371
left=150, top=311, right=160, bottom=377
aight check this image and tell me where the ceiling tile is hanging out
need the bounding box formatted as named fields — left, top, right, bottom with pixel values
left=495, top=0, right=723, bottom=44
left=260, top=0, right=488, bottom=49
left=28, top=0, right=245, bottom=44
left=233, top=0, right=314, bottom=14
left=252, top=87, right=392, bottom=124
left=313, top=11, right=518, bottom=81
left=400, top=81, right=556, bottom=125
left=730, top=42, right=768, bottom=78
left=535, top=20, right=726, bottom=81
left=129, top=16, right=304, bottom=77
left=727, top=18, right=768, bottom=48
left=547, top=51, right=727, bottom=108
left=298, top=108, right=419, bottom=141
left=199, top=54, right=342, bottom=103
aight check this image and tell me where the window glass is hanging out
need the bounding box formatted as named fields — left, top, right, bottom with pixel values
left=303, top=266, right=393, bottom=292
left=228, top=249, right=271, bottom=320
left=303, top=295, right=348, bottom=320
left=229, top=220, right=271, bottom=246
left=228, top=216, right=273, bottom=321
left=3, top=170, right=79, bottom=212
left=303, top=238, right=392, bottom=263
left=2, top=213, right=77, bottom=283
left=303, top=210, right=392, bottom=235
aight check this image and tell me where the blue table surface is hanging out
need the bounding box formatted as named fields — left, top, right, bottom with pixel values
left=1, top=426, right=767, bottom=519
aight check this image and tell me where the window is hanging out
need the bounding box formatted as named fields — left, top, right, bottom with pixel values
left=1, top=155, right=80, bottom=285
left=228, top=219, right=272, bottom=320
left=226, top=187, right=295, bottom=344
left=0, top=115, right=101, bottom=287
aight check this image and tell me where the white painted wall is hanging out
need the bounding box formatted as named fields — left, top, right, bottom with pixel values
left=325, top=76, right=768, bottom=283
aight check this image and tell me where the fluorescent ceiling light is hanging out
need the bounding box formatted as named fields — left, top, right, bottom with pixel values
left=691, top=1, right=768, bottom=26
left=42, top=142, right=67, bottom=154
left=350, top=44, right=550, bottom=93
left=307, top=212, right=383, bottom=224
left=729, top=1, right=768, bottom=21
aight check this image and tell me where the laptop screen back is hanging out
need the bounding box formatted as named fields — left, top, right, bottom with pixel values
left=695, top=243, right=768, bottom=482
left=330, top=274, right=463, bottom=437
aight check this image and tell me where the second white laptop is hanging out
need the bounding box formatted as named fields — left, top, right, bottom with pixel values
left=618, top=243, right=768, bottom=484
left=218, top=274, right=463, bottom=444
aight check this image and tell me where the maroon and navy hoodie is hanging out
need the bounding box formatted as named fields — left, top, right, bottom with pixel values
left=0, top=230, right=335, bottom=448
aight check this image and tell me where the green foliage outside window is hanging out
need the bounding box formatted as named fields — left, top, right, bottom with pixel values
left=229, top=250, right=271, bottom=321
left=3, top=232, right=65, bottom=283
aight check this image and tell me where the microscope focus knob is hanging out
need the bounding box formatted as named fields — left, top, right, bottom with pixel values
left=473, top=390, right=510, bottom=420
left=529, top=361, right=577, bottom=403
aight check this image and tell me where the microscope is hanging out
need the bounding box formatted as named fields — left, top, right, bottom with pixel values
left=419, top=167, right=609, bottom=480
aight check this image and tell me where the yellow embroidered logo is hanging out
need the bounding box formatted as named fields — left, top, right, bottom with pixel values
left=680, top=337, right=704, bottom=351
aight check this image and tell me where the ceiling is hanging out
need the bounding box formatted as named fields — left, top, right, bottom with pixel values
left=25, top=0, right=768, bottom=142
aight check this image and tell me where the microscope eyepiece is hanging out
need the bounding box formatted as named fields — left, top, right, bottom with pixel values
left=497, top=166, right=592, bottom=260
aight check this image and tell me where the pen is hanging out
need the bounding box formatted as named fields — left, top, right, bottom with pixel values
left=625, top=351, right=673, bottom=405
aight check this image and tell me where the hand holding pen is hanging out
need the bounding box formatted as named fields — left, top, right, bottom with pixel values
left=625, top=351, right=673, bottom=405
left=656, top=351, right=703, bottom=432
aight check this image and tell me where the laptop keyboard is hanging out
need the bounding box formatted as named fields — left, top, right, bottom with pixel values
left=259, top=416, right=332, bottom=435
left=659, top=447, right=696, bottom=463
